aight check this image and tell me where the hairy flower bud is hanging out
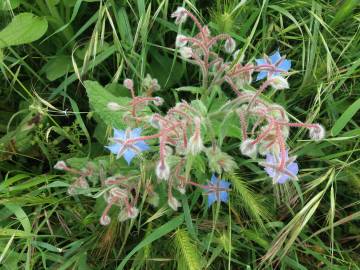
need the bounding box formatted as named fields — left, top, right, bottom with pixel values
left=100, top=215, right=111, bottom=226
left=153, top=97, right=164, bottom=106
left=118, top=206, right=139, bottom=222
left=270, top=76, right=289, bottom=90
left=309, top=124, right=325, bottom=141
left=179, top=47, right=193, bottom=59
left=123, top=78, right=134, bottom=90
left=206, top=147, right=238, bottom=174
left=224, top=37, right=236, bottom=54
left=175, top=34, right=188, bottom=47
left=54, top=160, right=67, bottom=170
left=240, top=139, right=258, bottom=158
left=187, top=117, right=203, bottom=155
left=168, top=196, right=181, bottom=211
left=171, top=7, right=188, bottom=24
left=156, top=161, right=170, bottom=180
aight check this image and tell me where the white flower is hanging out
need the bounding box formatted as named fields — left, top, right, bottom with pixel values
left=240, top=139, right=257, bottom=158
left=179, top=47, right=193, bottom=59
left=107, top=102, right=123, bottom=111
left=171, top=7, right=188, bottom=24
left=156, top=161, right=170, bottom=180
left=270, top=76, right=289, bottom=90
left=175, top=34, right=188, bottom=47
left=100, top=215, right=111, bottom=226
left=309, top=124, right=325, bottom=141
left=168, top=196, right=181, bottom=211
left=224, top=37, right=236, bottom=54
left=54, top=160, right=67, bottom=170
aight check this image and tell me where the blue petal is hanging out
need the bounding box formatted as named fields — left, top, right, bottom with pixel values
left=266, top=153, right=275, bottom=164
left=256, top=71, right=268, bottom=81
left=210, top=174, right=218, bottom=184
left=207, top=192, right=217, bottom=207
left=277, top=174, right=289, bottom=184
left=219, top=191, right=229, bottom=202
left=279, top=59, right=291, bottom=72
left=255, top=58, right=266, bottom=66
left=135, top=141, right=150, bottom=152
left=269, top=50, right=281, bottom=64
left=264, top=166, right=275, bottom=177
left=287, top=162, right=299, bottom=176
left=105, top=144, right=121, bottom=155
left=219, top=180, right=230, bottom=189
left=123, top=149, right=136, bottom=165
left=131, top=128, right=143, bottom=138
left=113, top=128, right=126, bottom=139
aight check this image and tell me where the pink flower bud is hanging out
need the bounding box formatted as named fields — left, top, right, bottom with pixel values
left=100, top=215, right=111, bottom=226
left=54, top=160, right=67, bottom=170
left=175, top=34, right=188, bottom=47
left=168, top=196, right=181, bottom=211
left=240, top=139, right=258, bottom=158
left=153, top=97, right=164, bottom=106
left=224, top=37, right=236, bottom=54
left=179, top=47, right=193, bottom=59
left=156, top=161, right=170, bottom=180
left=309, top=124, right=325, bottom=141
left=171, top=7, right=188, bottom=24
left=123, top=78, right=134, bottom=90
left=270, top=76, right=289, bottom=90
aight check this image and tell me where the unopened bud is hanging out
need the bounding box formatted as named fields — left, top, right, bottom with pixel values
left=54, top=160, right=67, bottom=170
left=153, top=97, right=164, bottom=106
left=100, top=215, right=111, bottom=226
left=309, top=124, right=325, bottom=141
left=179, top=47, right=193, bottom=59
left=240, top=139, right=257, bottom=158
left=175, top=34, right=188, bottom=47
left=224, top=37, right=236, bottom=54
left=270, top=76, right=289, bottom=90
left=168, top=196, right=181, bottom=211
left=156, top=161, right=170, bottom=180
left=118, top=207, right=139, bottom=221
left=171, top=7, right=188, bottom=24
left=123, top=78, right=134, bottom=90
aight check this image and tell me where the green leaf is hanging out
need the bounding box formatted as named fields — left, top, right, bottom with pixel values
left=0, top=0, right=21, bottom=10
left=43, top=55, right=72, bottom=81
left=84, top=80, right=133, bottom=129
left=0, top=13, right=48, bottom=48
left=331, top=98, right=360, bottom=136
left=116, top=215, right=184, bottom=270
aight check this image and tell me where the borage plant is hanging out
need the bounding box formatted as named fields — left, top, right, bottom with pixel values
left=55, top=7, right=325, bottom=226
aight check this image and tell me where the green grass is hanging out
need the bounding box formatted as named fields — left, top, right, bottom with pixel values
left=0, top=0, right=359, bottom=269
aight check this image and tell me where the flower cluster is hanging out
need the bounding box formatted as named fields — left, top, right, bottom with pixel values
left=54, top=7, right=325, bottom=225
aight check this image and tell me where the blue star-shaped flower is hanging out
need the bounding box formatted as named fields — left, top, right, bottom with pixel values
left=262, top=150, right=299, bottom=184
left=105, top=128, right=150, bottom=165
left=204, top=174, right=231, bottom=207
left=255, top=50, right=291, bottom=81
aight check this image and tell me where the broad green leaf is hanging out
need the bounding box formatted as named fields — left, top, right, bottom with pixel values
left=331, top=98, right=360, bottom=136
left=0, top=0, right=21, bottom=10
left=43, top=55, right=72, bottom=81
left=0, top=13, right=48, bottom=48
left=84, top=80, right=132, bottom=129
